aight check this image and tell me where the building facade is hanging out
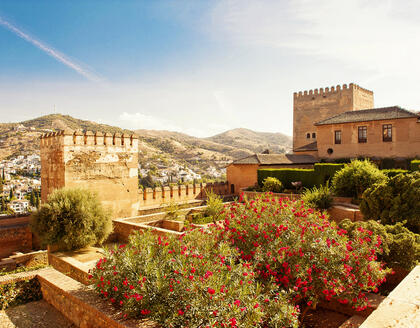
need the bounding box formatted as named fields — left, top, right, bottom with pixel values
left=315, top=106, right=420, bottom=159
left=293, top=83, right=374, bottom=152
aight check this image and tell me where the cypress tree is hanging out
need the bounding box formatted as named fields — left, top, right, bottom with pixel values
left=35, top=193, right=40, bottom=208
left=30, top=190, right=35, bottom=207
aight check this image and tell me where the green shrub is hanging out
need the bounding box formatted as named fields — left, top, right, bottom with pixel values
left=360, top=172, right=420, bottom=233
left=301, top=183, right=333, bottom=210
left=204, top=189, right=225, bottom=222
left=331, top=160, right=387, bottom=198
left=92, top=230, right=298, bottom=327
left=411, top=159, right=420, bottom=171
left=382, top=169, right=408, bottom=178
left=31, top=187, right=112, bottom=251
left=339, top=220, right=420, bottom=271
left=164, top=200, right=181, bottom=221
left=0, top=278, right=42, bottom=310
left=262, top=177, right=284, bottom=193
left=258, top=168, right=315, bottom=189
left=190, top=214, right=213, bottom=225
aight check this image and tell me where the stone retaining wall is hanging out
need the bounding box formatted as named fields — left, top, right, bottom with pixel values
left=37, top=268, right=157, bottom=328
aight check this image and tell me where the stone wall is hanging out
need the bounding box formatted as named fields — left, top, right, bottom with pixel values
left=37, top=268, right=156, bottom=328
left=137, top=182, right=228, bottom=210
left=293, top=83, right=374, bottom=151
left=0, top=215, right=32, bottom=258
left=316, top=117, right=420, bottom=159
left=41, top=130, right=140, bottom=218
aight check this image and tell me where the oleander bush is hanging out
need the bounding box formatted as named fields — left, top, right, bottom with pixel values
left=219, top=195, right=389, bottom=312
left=32, top=187, right=112, bottom=251
left=339, top=219, right=420, bottom=271
left=360, top=172, right=420, bottom=233
left=301, top=183, right=333, bottom=210
left=332, top=160, right=387, bottom=199
left=91, top=230, right=299, bottom=327
left=262, top=177, right=284, bottom=193
left=91, top=194, right=389, bottom=326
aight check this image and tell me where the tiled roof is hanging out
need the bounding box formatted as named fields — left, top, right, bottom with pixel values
left=294, top=141, right=318, bottom=152
left=315, top=106, right=419, bottom=126
left=232, top=153, right=317, bottom=165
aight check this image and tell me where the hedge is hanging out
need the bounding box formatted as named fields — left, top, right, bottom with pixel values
left=382, top=169, right=409, bottom=178
left=258, top=163, right=345, bottom=189
left=411, top=160, right=420, bottom=171
left=258, top=168, right=316, bottom=189
left=313, top=163, right=345, bottom=184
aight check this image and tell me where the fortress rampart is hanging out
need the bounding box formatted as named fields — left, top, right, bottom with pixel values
left=40, top=130, right=230, bottom=218
left=41, top=130, right=140, bottom=218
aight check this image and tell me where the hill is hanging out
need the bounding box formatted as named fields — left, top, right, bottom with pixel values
left=206, top=128, right=291, bottom=154
left=0, top=114, right=292, bottom=182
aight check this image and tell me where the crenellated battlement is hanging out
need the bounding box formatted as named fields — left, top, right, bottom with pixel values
left=293, top=83, right=373, bottom=99
left=40, top=129, right=139, bottom=148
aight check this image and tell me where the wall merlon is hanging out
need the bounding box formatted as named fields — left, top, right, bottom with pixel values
left=39, top=130, right=139, bottom=148
left=294, top=83, right=365, bottom=99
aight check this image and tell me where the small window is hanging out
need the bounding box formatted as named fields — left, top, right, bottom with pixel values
left=383, top=124, right=392, bottom=142
left=306, top=133, right=310, bottom=139
left=358, top=126, right=367, bottom=143
left=312, top=132, right=316, bottom=138
left=334, top=130, right=342, bottom=144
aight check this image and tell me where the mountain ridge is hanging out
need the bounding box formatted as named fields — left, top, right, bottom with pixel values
left=0, top=114, right=292, bottom=179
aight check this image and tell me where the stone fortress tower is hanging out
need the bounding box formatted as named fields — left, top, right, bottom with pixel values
left=293, top=83, right=374, bottom=152
left=40, top=130, right=140, bottom=218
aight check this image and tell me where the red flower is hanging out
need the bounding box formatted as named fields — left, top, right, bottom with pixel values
left=208, top=288, right=216, bottom=295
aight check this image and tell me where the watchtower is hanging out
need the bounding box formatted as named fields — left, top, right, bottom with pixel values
left=293, top=83, right=374, bottom=151
left=40, top=130, right=139, bottom=218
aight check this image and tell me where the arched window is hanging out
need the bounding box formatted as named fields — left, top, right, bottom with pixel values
left=306, top=133, right=310, bottom=139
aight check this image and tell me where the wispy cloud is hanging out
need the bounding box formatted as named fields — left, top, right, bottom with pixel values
left=0, top=16, right=102, bottom=82
left=210, top=0, right=420, bottom=79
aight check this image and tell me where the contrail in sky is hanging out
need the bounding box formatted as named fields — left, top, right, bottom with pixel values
left=0, top=16, right=102, bottom=82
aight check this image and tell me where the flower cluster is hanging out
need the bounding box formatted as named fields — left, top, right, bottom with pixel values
left=91, top=227, right=298, bottom=327
left=90, top=193, right=389, bottom=326
left=215, top=194, right=389, bottom=311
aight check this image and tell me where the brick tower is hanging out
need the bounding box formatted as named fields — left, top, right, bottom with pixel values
left=40, top=130, right=139, bottom=218
left=293, top=83, right=374, bottom=152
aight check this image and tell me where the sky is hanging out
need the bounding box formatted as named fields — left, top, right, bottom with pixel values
left=1, top=0, right=420, bottom=137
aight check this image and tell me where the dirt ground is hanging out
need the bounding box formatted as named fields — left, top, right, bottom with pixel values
left=302, top=307, right=350, bottom=328
left=0, top=300, right=75, bottom=328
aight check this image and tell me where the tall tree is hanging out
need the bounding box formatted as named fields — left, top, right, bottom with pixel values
left=35, top=193, right=40, bottom=208
left=30, top=190, right=35, bottom=207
